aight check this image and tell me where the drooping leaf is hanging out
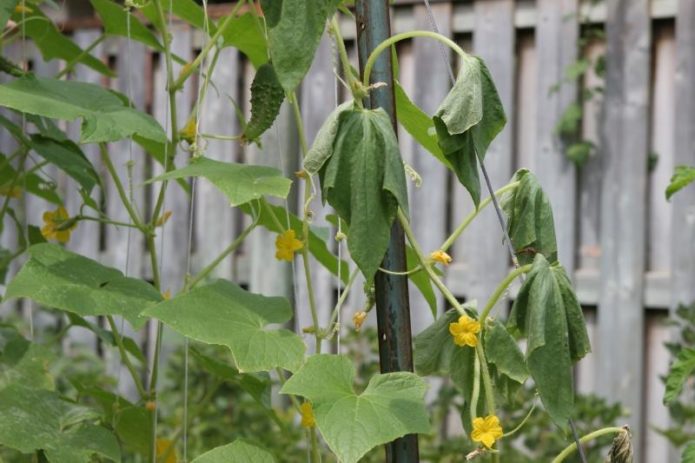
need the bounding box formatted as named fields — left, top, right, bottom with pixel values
left=147, top=156, right=291, bottom=206
left=90, top=0, right=163, bottom=50
left=4, top=243, right=162, bottom=329
left=220, top=12, right=268, bottom=69
left=30, top=135, right=101, bottom=193
left=0, top=384, right=120, bottom=463
left=501, top=169, right=558, bottom=266
left=664, top=347, right=695, bottom=405
left=12, top=8, right=112, bottom=76
left=192, top=440, right=276, bottom=463
left=140, top=0, right=211, bottom=34
left=319, top=108, right=409, bottom=280
left=242, top=63, right=285, bottom=143
left=303, top=101, right=352, bottom=175
left=484, top=319, right=528, bottom=399
left=394, top=81, right=445, bottom=163
left=507, top=254, right=591, bottom=427
left=280, top=354, right=430, bottom=463
left=239, top=199, right=350, bottom=284
left=260, top=0, right=340, bottom=92
left=0, top=76, right=167, bottom=143
left=666, top=166, right=695, bottom=200
left=414, top=308, right=461, bottom=377
left=142, top=280, right=305, bottom=372
left=433, top=55, right=506, bottom=207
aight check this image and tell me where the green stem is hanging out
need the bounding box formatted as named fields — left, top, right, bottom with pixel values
left=171, top=1, right=244, bottom=91
left=328, top=15, right=361, bottom=106
left=479, top=264, right=532, bottom=323
left=77, top=215, right=140, bottom=229
left=0, top=148, right=28, bottom=227
left=186, top=221, right=256, bottom=290
left=106, top=315, right=147, bottom=400
left=503, top=399, right=537, bottom=438
left=378, top=265, right=421, bottom=276
left=440, top=181, right=519, bottom=252
left=551, top=427, right=626, bottom=463
left=310, top=428, right=322, bottom=463
left=475, top=343, right=495, bottom=416
left=470, top=350, right=480, bottom=422
left=363, top=30, right=466, bottom=89
left=99, top=144, right=145, bottom=230
left=55, top=34, right=106, bottom=79
left=327, top=268, right=360, bottom=329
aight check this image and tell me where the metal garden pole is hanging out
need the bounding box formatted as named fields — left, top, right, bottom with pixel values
left=355, top=2, right=420, bottom=462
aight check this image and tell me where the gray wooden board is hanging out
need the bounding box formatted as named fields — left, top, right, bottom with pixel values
left=597, top=0, right=651, bottom=458
left=534, top=0, right=579, bottom=273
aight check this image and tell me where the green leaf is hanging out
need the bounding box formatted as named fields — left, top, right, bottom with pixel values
left=0, top=0, right=18, bottom=30
left=666, top=166, right=695, bottom=200
left=433, top=55, right=506, bottom=207
left=4, top=243, right=162, bottom=329
left=132, top=135, right=190, bottom=194
left=682, top=441, right=695, bottom=463
left=192, top=440, right=276, bottom=463
left=147, top=156, right=290, bottom=206
left=406, top=245, right=437, bottom=319
left=0, top=384, right=120, bottom=462
left=0, top=327, right=54, bottom=391
left=303, top=101, right=352, bottom=175
left=501, top=169, right=558, bottom=266
left=413, top=308, right=460, bottom=376
left=565, top=58, right=590, bottom=81
left=319, top=108, right=409, bottom=280
left=140, top=0, right=210, bottom=33
left=554, top=102, right=582, bottom=135
left=142, top=280, right=305, bottom=373
left=66, top=313, right=145, bottom=363
left=239, top=199, right=350, bottom=284
left=565, top=140, right=594, bottom=166
left=90, top=0, right=163, bottom=50
left=484, top=319, right=528, bottom=400
left=507, top=254, right=591, bottom=427
left=13, top=8, right=112, bottom=76
left=0, top=76, right=167, bottom=143
left=220, top=12, right=269, bottom=69
left=394, top=81, right=445, bottom=163
left=280, top=354, right=430, bottom=463
left=30, top=135, right=101, bottom=193
left=664, top=347, right=695, bottom=405
left=260, top=0, right=340, bottom=92
left=242, top=63, right=285, bottom=143
left=0, top=152, right=62, bottom=205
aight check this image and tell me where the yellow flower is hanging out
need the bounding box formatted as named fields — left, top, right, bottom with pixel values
left=449, top=314, right=481, bottom=347
left=155, top=438, right=177, bottom=463
left=430, top=249, right=452, bottom=265
left=14, top=4, right=33, bottom=14
left=353, top=311, right=367, bottom=331
left=471, top=415, right=503, bottom=449
left=299, top=402, right=315, bottom=428
left=178, top=117, right=197, bottom=144
left=41, top=206, right=77, bottom=243
left=275, top=229, right=303, bottom=261
left=162, top=290, right=172, bottom=301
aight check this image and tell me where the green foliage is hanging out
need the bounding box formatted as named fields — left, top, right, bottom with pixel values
left=242, top=63, right=286, bottom=143
left=260, top=0, right=340, bottom=92
left=666, top=165, right=695, bottom=200
left=664, top=347, right=695, bottom=404
left=143, top=280, right=305, bottom=372
left=29, top=135, right=101, bottom=193
left=281, top=354, right=430, bottom=463
left=508, top=254, right=591, bottom=427
left=683, top=442, right=695, bottom=463
left=484, top=319, right=529, bottom=399
left=0, top=0, right=18, bottom=31
left=394, top=81, right=443, bottom=161
left=316, top=108, right=409, bottom=280
left=191, top=440, right=276, bottom=463
left=5, top=243, right=162, bottom=329
left=0, top=76, right=167, bottom=143
left=433, top=54, right=506, bottom=207
left=148, top=156, right=291, bottom=206
left=501, top=169, right=558, bottom=265
left=91, top=0, right=163, bottom=50
left=304, top=101, right=352, bottom=175
left=219, top=13, right=269, bottom=68
left=140, top=0, right=210, bottom=36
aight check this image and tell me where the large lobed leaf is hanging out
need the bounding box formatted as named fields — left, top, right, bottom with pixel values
left=281, top=354, right=430, bottom=463
left=192, top=440, right=275, bottom=463
left=315, top=108, right=409, bottom=280
left=147, top=156, right=291, bottom=207
left=260, top=0, right=340, bottom=92
left=433, top=55, right=506, bottom=207
left=0, top=76, right=167, bottom=143
left=4, top=243, right=162, bottom=329
left=142, top=280, right=305, bottom=373
left=507, top=254, right=591, bottom=427
left=501, top=169, right=558, bottom=266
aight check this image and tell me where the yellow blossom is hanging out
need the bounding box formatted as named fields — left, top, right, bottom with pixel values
left=299, top=402, right=315, bottom=428
left=41, top=206, right=77, bottom=243
left=449, top=314, right=481, bottom=347
left=275, top=229, right=303, bottom=261
left=162, top=290, right=171, bottom=301
left=155, top=438, right=177, bottom=463
left=14, top=4, right=33, bottom=14
left=430, top=249, right=452, bottom=265
left=471, top=415, right=503, bottom=449
left=178, top=117, right=197, bottom=144
left=155, top=210, right=173, bottom=227
left=145, top=400, right=157, bottom=411
left=353, top=311, right=367, bottom=331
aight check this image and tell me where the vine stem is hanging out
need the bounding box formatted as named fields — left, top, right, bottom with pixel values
left=362, top=30, right=466, bottom=89
left=439, top=181, right=519, bottom=252
left=551, top=427, right=626, bottom=463
left=479, top=264, right=532, bottom=323
left=106, top=315, right=147, bottom=400
left=99, top=144, right=145, bottom=231
left=54, top=34, right=105, bottom=79
left=327, top=268, right=359, bottom=330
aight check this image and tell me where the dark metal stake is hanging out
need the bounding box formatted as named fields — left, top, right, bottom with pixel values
left=355, top=1, right=419, bottom=462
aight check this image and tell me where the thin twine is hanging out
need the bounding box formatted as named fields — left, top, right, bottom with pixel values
left=330, top=34, right=342, bottom=353
left=420, top=2, right=586, bottom=461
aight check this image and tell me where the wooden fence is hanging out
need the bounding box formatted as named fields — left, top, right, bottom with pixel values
left=1, top=1, right=694, bottom=461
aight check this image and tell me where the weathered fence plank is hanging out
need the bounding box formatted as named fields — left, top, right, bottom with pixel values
left=597, top=0, right=651, bottom=458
